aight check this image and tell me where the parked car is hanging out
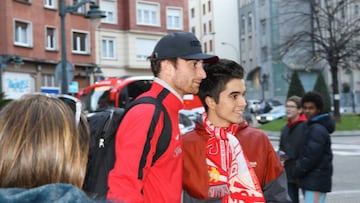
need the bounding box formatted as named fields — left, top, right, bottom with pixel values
left=179, top=112, right=196, bottom=135
left=255, top=105, right=286, bottom=124
left=247, top=99, right=261, bottom=113
left=243, top=105, right=253, bottom=125
left=258, top=99, right=283, bottom=114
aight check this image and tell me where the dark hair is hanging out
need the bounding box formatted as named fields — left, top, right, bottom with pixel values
left=198, top=59, right=244, bottom=111
left=301, top=91, right=324, bottom=112
left=147, top=54, right=177, bottom=76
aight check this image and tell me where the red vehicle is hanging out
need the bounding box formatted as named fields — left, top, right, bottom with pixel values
left=77, top=76, right=203, bottom=114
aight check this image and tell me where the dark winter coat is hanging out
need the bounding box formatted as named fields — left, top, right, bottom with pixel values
left=0, top=183, right=104, bottom=203
left=279, top=114, right=308, bottom=183
left=293, top=113, right=335, bottom=192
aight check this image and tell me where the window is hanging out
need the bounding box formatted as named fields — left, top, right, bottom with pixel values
left=261, top=46, right=268, bottom=62
left=14, top=20, right=32, bottom=47
left=42, top=74, right=56, bottom=87
left=137, top=2, right=159, bottom=26
left=72, top=31, right=89, bottom=54
left=191, top=26, right=196, bottom=34
left=208, top=0, right=211, bottom=12
left=73, top=0, right=86, bottom=14
left=44, top=0, right=56, bottom=9
left=101, top=37, right=116, bottom=59
left=209, top=40, right=213, bottom=52
left=167, top=7, right=182, bottom=30
left=101, top=0, right=117, bottom=24
left=202, top=4, right=206, bottom=15
left=191, top=8, right=195, bottom=18
left=241, top=38, right=245, bottom=52
left=248, top=36, right=252, bottom=50
left=45, top=26, right=57, bottom=50
left=135, top=38, right=157, bottom=61
left=260, top=19, right=266, bottom=35
left=241, top=16, right=246, bottom=34
left=204, top=42, right=207, bottom=53
left=355, top=4, right=359, bottom=15
left=203, top=23, right=207, bottom=34
left=209, top=20, right=212, bottom=33
left=248, top=12, right=252, bottom=33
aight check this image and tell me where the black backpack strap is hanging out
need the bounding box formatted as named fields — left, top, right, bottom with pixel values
left=125, top=88, right=171, bottom=180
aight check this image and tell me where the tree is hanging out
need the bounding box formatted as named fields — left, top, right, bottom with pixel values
left=286, top=71, right=306, bottom=99
left=0, top=92, right=12, bottom=110
left=277, top=0, right=360, bottom=121
left=313, top=73, right=331, bottom=114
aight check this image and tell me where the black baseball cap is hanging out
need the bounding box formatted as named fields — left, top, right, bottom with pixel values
left=152, top=32, right=218, bottom=63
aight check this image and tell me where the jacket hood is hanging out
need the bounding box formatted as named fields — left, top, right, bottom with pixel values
left=309, top=113, right=335, bottom=134
left=0, top=183, right=97, bottom=203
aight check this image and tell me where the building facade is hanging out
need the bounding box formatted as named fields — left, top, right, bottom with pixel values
left=0, top=0, right=100, bottom=98
left=97, top=0, right=189, bottom=77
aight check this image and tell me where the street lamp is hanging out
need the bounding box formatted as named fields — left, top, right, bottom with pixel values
left=93, top=66, right=103, bottom=82
left=59, top=0, right=106, bottom=94
left=221, top=42, right=240, bottom=62
left=0, top=55, right=24, bottom=93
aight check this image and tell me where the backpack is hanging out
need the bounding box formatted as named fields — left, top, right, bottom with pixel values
left=83, top=89, right=171, bottom=200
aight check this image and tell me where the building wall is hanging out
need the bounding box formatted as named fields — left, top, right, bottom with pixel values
left=0, top=0, right=98, bottom=98
left=97, top=0, right=189, bottom=77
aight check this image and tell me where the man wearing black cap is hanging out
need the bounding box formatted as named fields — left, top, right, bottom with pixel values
left=107, top=32, right=218, bottom=203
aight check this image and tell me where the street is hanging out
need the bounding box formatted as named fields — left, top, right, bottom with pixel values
left=269, top=134, right=360, bottom=203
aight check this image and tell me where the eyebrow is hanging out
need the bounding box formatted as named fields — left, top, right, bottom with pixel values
left=229, top=90, right=245, bottom=96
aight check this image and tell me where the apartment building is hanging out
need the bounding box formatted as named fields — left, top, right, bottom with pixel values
left=97, top=0, right=189, bottom=77
left=188, top=0, right=240, bottom=63
left=242, top=0, right=360, bottom=105
left=0, top=0, right=100, bottom=98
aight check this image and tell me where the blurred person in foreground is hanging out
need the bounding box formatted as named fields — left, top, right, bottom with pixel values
left=107, top=32, right=218, bottom=203
left=293, top=91, right=334, bottom=203
left=0, top=94, right=98, bottom=203
left=279, top=95, right=308, bottom=203
left=182, top=59, right=291, bottom=202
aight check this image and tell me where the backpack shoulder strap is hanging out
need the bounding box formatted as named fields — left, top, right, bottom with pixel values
left=125, top=88, right=172, bottom=179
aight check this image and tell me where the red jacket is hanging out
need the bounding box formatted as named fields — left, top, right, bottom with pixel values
left=182, top=121, right=291, bottom=202
left=107, top=81, right=184, bottom=203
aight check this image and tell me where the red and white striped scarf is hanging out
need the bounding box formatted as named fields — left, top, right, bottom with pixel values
left=203, top=113, right=265, bottom=203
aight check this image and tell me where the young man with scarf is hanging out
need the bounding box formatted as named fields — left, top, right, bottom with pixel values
left=182, top=59, right=291, bottom=203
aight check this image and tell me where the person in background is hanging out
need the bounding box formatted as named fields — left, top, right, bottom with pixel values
left=279, top=95, right=308, bottom=203
left=293, top=91, right=334, bottom=203
left=107, top=32, right=218, bottom=203
left=0, top=94, right=97, bottom=203
left=182, top=59, right=291, bottom=202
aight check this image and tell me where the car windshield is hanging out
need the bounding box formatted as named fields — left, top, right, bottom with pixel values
left=90, top=86, right=114, bottom=112
left=270, top=100, right=282, bottom=106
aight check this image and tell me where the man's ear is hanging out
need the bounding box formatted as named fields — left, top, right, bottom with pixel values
left=158, top=60, right=174, bottom=78
left=205, top=96, right=216, bottom=110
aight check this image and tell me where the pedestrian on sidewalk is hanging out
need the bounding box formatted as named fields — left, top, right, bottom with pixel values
left=279, top=95, right=308, bottom=203
left=293, top=91, right=335, bottom=203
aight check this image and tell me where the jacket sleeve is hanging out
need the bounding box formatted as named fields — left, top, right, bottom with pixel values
left=183, top=190, right=222, bottom=203
left=293, top=124, right=328, bottom=178
left=262, top=171, right=292, bottom=203
left=182, top=131, right=210, bottom=199
left=261, top=133, right=292, bottom=202
left=107, top=105, right=156, bottom=202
